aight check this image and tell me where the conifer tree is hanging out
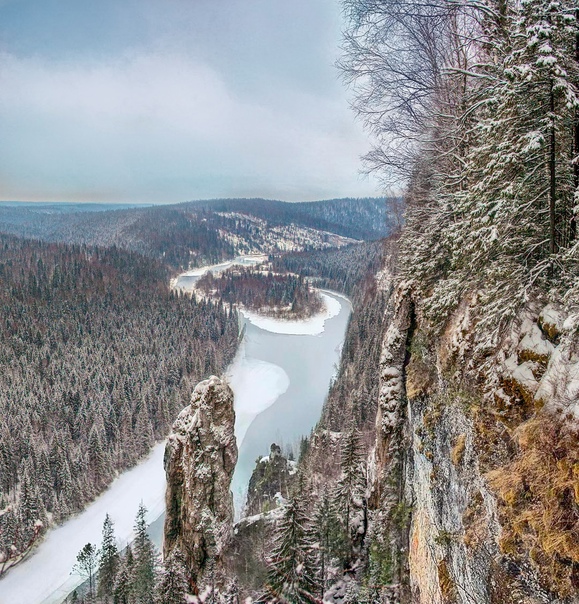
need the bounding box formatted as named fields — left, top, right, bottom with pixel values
left=72, top=543, right=98, bottom=599
left=98, top=514, right=119, bottom=601
left=335, top=427, right=367, bottom=561
left=155, top=549, right=189, bottom=604
left=267, top=496, right=319, bottom=604
left=310, top=489, right=344, bottom=599
left=113, top=556, right=131, bottom=604
left=132, top=503, right=157, bottom=604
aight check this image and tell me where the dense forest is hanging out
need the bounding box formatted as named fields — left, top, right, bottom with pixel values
left=271, top=240, right=385, bottom=298
left=0, top=198, right=392, bottom=271
left=185, top=197, right=396, bottom=241
left=0, top=235, right=239, bottom=573
left=196, top=267, right=323, bottom=318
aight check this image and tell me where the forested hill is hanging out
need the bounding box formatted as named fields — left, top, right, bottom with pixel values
left=0, top=197, right=396, bottom=271
left=0, top=234, right=239, bottom=574
left=183, top=197, right=395, bottom=241
left=271, top=239, right=386, bottom=297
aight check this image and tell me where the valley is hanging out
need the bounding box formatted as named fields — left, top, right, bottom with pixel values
left=0, top=200, right=383, bottom=604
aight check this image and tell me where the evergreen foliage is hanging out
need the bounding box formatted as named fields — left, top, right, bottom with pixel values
left=334, top=428, right=367, bottom=563
left=267, top=496, right=319, bottom=603
left=0, top=234, right=238, bottom=561
left=112, top=556, right=132, bottom=604
left=197, top=267, right=323, bottom=318
left=131, top=504, right=157, bottom=604
left=309, top=489, right=345, bottom=599
left=98, top=514, right=119, bottom=601
left=73, top=543, right=99, bottom=598
left=271, top=240, right=386, bottom=299
left=0, top=198, right=391, bottom=270
left=155, top=549, right=188, bottom=604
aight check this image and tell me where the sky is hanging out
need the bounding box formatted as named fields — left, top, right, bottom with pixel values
left=0, top=0, right=380, bottom=204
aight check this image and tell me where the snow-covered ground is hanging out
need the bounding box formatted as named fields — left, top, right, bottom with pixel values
left=0, top=443, right=167, bottom=604
left=240, top=292, right=341, bottom=336
left=227, top=343, right=290, bottom=447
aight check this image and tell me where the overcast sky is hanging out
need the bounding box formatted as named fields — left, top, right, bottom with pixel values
left=0, top=0, right=380, bottom=203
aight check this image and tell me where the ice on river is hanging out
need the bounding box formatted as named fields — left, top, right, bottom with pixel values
left=227, top=344, right=290, bottom=448
left=0, top=442, right=167, bottom=604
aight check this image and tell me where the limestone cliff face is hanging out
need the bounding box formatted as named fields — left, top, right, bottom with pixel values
left=163, top=376, right=237, bottom=592
left=370, top=271, right=579, bottom=604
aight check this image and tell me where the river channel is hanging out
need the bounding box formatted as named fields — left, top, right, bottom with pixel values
left=0, top=258, right=351, bottom=604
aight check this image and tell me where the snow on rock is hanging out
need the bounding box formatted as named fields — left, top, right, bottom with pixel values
left=534, top=336, right=579, bottom=412
left=370, top=285, right=412, bottom=507
left=503, top=354, right=540, bottom=395
left=239, top=292, right=342, bottom=336
left=244, top=444, right=295, bottom=517
left=517, top=317, right=555, bottom=362
left=163, top=376, right=237, bottom=592
left=494, top=309, right=579, bottom=414
left=539, top=303, right=565, bottom=340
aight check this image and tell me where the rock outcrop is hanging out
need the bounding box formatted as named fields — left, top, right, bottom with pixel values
left=244, top=443, right=297, bottom=517
left=369, top=269, right=579, bottom=603
left=163, top=376, right=237, bottom=593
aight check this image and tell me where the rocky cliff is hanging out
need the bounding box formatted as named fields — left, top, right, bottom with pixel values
left=244, top=443, right=297, bottom=517
left=369, top=268, right=579, bottom=603
left=163, top=376, right=237, bottom=594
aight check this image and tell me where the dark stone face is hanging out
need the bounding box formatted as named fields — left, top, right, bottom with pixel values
left=163, top=376, right=237, bottom=593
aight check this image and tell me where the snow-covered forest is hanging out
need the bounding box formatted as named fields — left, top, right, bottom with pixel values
left=196, top=267, right=323, bottom=318
left=1, top=0, right=579, bottom=601
left=0, top=235, right=238, bottom=573
left=0, top=198, right=391, bottom=271
left=341, top=0, right=578, bottom=332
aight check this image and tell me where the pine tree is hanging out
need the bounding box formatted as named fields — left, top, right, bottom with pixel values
left=267, top=496, right=319, bottom=604
left=113, top=556, right=131, bottom=604
left=310, top=489, right=344, bottom=599
left=18, top=461, right=45, bottom=541
left=98, top=514, right=119, bottom=601
left=72, top=543, right=98, bottom=599
left=155, top=549, right=189, bottom=604
left=132, top=503, right=157, bottom=604
left=334, top=427, right=367, bottom=562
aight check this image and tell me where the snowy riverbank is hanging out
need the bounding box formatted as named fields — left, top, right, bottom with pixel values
left=229, top=290, right=351, bottom=514
left=0, top=262, right=349, bottom=603
left=239, top=292, right=341, bottom=336
left=0, top=443, right=167, bottom=604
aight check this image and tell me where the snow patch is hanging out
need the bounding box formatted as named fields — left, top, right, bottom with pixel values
left=539, top=303, right=565, bottom=333
left=226, top=346, right=290, bottom=448
left=517, top=318, right=554, bottom=358
left=240, top=292, right=341, bottom=336
left=504, top=354, right=540, bottom=394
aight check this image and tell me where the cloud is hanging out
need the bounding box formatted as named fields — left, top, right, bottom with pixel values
left=0, top=46, right=378, bottom=202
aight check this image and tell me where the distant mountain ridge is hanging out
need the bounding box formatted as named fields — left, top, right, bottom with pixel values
left=0, top=197, right=397, bottom=270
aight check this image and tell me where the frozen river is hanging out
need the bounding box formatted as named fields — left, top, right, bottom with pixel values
left=0, top=260, right=350, bottom=604
left=229, top=291, right=351, bottom=513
